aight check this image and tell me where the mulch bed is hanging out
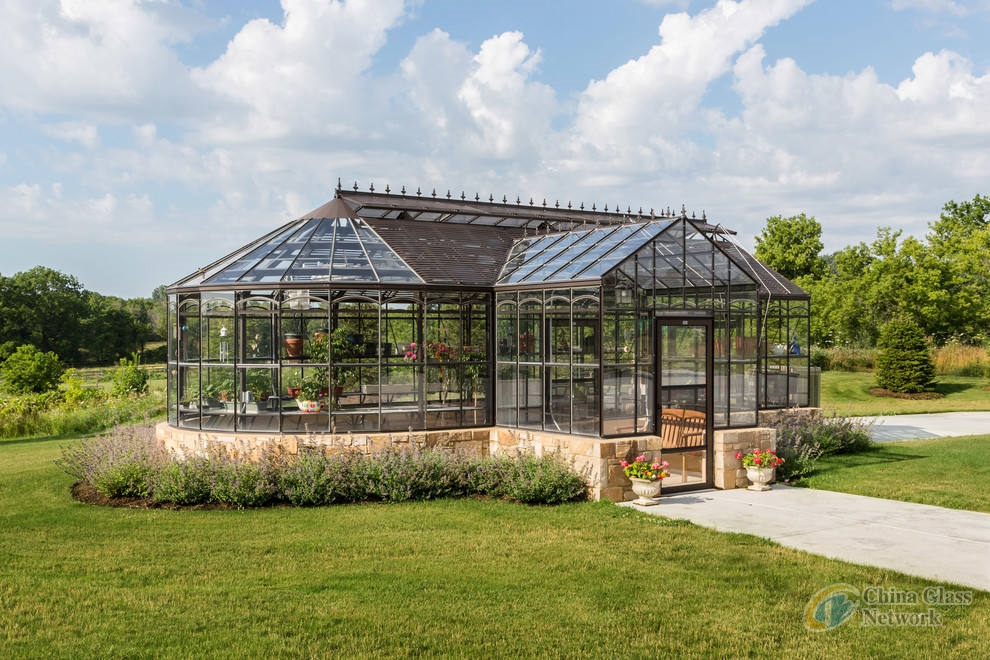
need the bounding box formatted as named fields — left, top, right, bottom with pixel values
left=70, top=482, right=235, bottom=510
left=868, top=387, right=944, bottom=400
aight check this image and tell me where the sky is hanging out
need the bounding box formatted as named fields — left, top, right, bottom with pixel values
left=1, top=0, right=989, bottom=299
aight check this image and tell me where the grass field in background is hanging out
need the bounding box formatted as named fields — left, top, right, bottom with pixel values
left=795, top=435, right=990, bottom=513
left=820, top=372, right=990, bottom=416
left=2, top=435, right=987, bottom=657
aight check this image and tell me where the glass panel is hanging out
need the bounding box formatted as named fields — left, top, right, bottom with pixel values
left=177, top=365, right=200, bottom=429
left=236, top=367, right=279, bottom=432
left=201, top=366, right=235, bottom=431
left=518, top=364, right=542, bottom=430
left=496, top=302, right=517, bottom=360
left=178, top=295, right=200, bottom=362
left=519, top=298, right=542, bottom=362
left=571, top=366, right=599, bottom=436
left=496, top=363, right=518, bottom=426
left=548, top=366, right=571, bottom=434
left=602, top=365, right=635, bottom=435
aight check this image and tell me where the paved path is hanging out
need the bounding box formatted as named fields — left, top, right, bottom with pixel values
left=621, top=486, right=990, bottom=591
left=862, top=412, right=990, bottom=442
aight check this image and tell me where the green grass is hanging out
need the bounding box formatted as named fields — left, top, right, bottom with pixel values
left=821, top=372, right=990, bottom=416
left=795, top=435, right=990, bottom=513
left=2, top=436, right=988, bottom=658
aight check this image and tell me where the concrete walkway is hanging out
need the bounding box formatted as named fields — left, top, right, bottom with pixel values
left=621, top=486, right=990, bottom=591
left=861, top=412, right=990, bottom=442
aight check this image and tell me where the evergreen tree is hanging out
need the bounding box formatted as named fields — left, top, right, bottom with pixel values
left=875, top=318, right=936, bottom=393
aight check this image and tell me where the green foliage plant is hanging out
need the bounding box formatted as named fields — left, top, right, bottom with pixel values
left=773, top=413, right=874, bottom=480
left=0, top=344, right=64, bottom=394
left=110, top=352, right=149, bottom=396
left=875, top=318, right=936, bottom=393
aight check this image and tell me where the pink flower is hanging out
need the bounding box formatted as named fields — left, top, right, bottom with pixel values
left=661, top=461, right=669, bottom=468
left=635, top=455, right=646, bottom=463
left=651, top=463, right=661, bottom=470
left=620, top=460, right=629, bottom=468
left=754, top=457, right=762, bottom=465
left=753, top=448, right=762, bottom=455
left=735, top=452, right=742, bottom=460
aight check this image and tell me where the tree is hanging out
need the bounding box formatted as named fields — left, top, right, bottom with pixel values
left=754, top=213, right=826, bottom=281
left=0, top=344, right=65, bottom=394
left=875, top=318, right=936, bottom=393
left=924, top=194, right=990, bottom=342
left=0, top=267, right=88, bottom=361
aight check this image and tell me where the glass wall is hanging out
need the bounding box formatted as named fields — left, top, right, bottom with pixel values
left=495, top=288, right=601, bottom=436
left=760, top=298, right=811, bottom=408
left=168, top=289, right=490, bottom=434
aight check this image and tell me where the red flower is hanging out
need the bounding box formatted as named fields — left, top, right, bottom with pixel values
left=735, top=452, right=742, bottom=460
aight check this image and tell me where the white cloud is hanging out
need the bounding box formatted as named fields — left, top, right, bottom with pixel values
left=41, top=121, right=100, bottom=148
left=0, top=183, right=154, bottom=242
left=890, top=0, right=968, bottom=14
left=190, top=0, right=408, bottom=143
left=564, top=0, right=813, bottom=173
left=0, top=0, right=208, bottom=120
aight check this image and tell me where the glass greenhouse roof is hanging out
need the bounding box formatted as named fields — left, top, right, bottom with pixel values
left=177, top=198, right=424, bottom=287
left=497, top=221, right=671, bottom=285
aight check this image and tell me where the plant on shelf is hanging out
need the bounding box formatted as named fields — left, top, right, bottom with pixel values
left=203, top=375, right=235, bottom=403
left=296, top=372, right=328, bottom=413
left=621, top=455, right=670, bottom=481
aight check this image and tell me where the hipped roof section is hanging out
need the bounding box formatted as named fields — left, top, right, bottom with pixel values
left=170, top=190, right=808, bottom=300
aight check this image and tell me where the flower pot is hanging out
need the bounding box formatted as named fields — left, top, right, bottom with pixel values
left=286, top=386, right=301, bottom=398
left=284, top=334, right=304, bottom=358
left=629, top=477, right=662, bottom=506
left=296, top=399, right=322, bottom=413
left=746, top=466, right=775, bottom=491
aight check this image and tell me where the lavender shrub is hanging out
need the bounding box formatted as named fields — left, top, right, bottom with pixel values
left=55, top=422, right=166, bottom=498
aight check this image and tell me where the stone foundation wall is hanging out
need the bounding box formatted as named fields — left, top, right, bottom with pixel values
left=155, top=423, right=491, bottom=461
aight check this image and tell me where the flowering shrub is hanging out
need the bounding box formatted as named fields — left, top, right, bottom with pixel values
left=58, top=423, right=587, bottom=507
left=735, top=448, right=785, bottom=470
left=403, top=341, right=457, bottom=362
left=621, top=455, right=670, bottom=481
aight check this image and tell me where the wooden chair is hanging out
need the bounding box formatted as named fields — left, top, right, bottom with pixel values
left=660, top=408, right=707, bottom=483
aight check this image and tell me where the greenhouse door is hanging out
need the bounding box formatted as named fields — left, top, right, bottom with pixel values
left=657, top=318, right=713, bottom=491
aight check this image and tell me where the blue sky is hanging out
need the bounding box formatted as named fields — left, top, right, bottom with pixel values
left=1, top=0, right=989, bottom=298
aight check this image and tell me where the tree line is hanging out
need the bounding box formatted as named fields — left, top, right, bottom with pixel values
left=755, top=194, right=990, bottom=348
left=0, top=266, right=167, bottom=366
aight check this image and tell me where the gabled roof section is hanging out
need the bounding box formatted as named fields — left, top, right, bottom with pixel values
left=715, top=239, right=810, bottom=300
left=497, top=221, right=672, bottom=286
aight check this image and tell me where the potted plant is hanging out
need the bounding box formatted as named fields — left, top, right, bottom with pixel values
left=622, top=454, right=670, bottom=506
left=736, top=448, right=785, bottom=491
left=296, top=373, right=327, bottom=413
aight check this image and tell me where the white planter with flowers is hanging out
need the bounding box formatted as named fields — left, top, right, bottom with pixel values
left=622, top=455, right=670, bottom=506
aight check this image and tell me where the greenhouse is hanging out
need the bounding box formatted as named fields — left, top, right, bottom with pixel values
left=166, top=183, right=811, bottom=492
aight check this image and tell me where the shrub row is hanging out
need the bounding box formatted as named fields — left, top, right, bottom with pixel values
left=812, top=342, right=989, bottom=377
left=772, top=413, right=874, bottom=481
left=56, top=423, right=588, bottom=508
left=0, top=389, right=164, bottom=439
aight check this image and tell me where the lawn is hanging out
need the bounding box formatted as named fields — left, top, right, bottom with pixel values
left=820, top=372, right=990, bottom=416
left=794, top=435, right=990, bottom=513
left=2, top=436, right=988, bottom=658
